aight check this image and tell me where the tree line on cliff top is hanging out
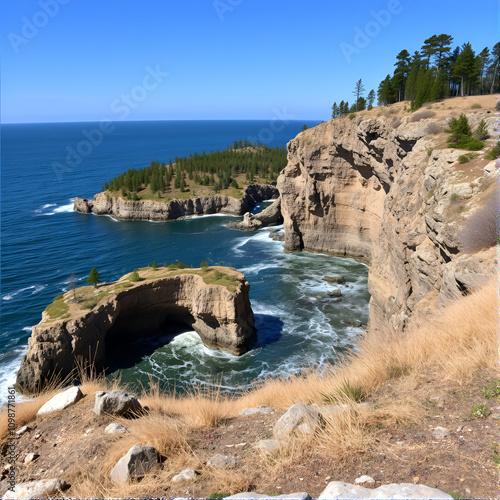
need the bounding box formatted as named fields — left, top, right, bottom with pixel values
left=332, top=35, right=500, bottom=117
left=103, top=141, right=287, bottom=198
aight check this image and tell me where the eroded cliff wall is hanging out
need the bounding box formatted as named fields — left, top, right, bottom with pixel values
left=278, top=110, right=496, bottom=327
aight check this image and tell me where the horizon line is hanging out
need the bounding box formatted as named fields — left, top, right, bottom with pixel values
left=1, top=118, right=325, bottom=125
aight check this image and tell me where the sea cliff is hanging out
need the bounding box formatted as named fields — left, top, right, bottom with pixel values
left=277, top=105, right=497, bottom=327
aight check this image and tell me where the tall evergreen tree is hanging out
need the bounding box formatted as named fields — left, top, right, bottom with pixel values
left=478, top=47, right=490, bottom=94
left=87, top=267, right=101, bottom=288
left=367, top=89, right=375, bottom=109
left=489, top=43, right=500, bottom=94
left=393, top=49, right=411, bottom=101
left=453, top=42, right=477, bottom=96
left=352, top=79, right=366, bottom=112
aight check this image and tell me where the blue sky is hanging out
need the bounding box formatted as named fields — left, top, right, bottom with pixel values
left=1, top=0, right=498, bottom=123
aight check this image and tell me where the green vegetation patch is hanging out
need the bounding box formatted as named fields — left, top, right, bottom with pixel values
left=446, top=114, right=485, bottom=151
left=46, top=294, right=69, bottom=320
left=471, top=403, right=490, bottom=418
left=481, top=379, right=500, bottom=399
left=322, top=381, right=367, bottom=404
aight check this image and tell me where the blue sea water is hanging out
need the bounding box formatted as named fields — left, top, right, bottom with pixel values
left=0, top=120, right=370, bottom=404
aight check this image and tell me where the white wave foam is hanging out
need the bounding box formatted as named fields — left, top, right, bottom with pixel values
left=0, top=347, right=27, bottom=407
left=181, top=213, right=239, bottom=220
left=22, top=327, right=32, bottom=332
left=2, top=285, right=46, bottom=301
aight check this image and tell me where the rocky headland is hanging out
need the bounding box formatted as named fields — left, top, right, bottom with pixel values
left=227, top=197, right=283, bottom=231
left=74, top=184, right=278, bottom=221
left=278, top=98, right=497, bottom=327
left=16, top=267, right=256, bottom=394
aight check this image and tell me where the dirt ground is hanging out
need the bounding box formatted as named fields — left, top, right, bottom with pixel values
left=1, top=372, right=498, bottom=499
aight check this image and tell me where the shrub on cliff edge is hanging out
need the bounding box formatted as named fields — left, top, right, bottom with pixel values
left=459, top=194, right=498, bottom=252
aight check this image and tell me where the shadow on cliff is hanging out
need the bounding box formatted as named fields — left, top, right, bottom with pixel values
left=251, top=314, right=284, bottom=349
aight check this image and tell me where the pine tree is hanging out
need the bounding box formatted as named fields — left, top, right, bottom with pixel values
left=352, top=79, right=366, bottom=111
left=393, top=49, right=410, bottom=101
left=489, top=43, right=500, bottom=94
left=130, top=268, right=140, bottom=282
left=453, top=43, right=477, bottom=97
left=87, top=267, right=101, bottom=288
left=367, top=90, right=375, bottom=109
left=478, top=47, right=490, bottom=94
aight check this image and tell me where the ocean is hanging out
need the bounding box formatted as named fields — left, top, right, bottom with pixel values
left=0, top=120, right=370, bottom=404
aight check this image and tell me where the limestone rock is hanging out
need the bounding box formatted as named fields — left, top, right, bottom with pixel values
left=171, top=468, right=197, bottom=483
left=432, top=426, right=450, bottom=440
left=354, top=474, right=375, bottom=485
left=239, top=405, right=275, bottom=416
left=2, top=478, right=69, bottom=499
left=16, top=425, right=30, bottom=436
left=273, top=403, right=322, bottom=441
left=228, top=197, right=283, bottom=231
left=74, top=184, right=278, bottom=221
left=37, top=386, right=83, bottom=416
left=110, top=445, right=159, bottom=484
left=105, top=422, right=127, bottom=434
left=94, top=391, right=143, bottom=417
left=207, top=454, right=237, bottom=468
left=17, top=270, right=256, bottom=393
left=327, top=289, right=342, bottom=298
left=318, top=481, right=452, bottom=499
left=254, top=439, right=278, bottom=454
left=227, top=493, right=310, bottom=499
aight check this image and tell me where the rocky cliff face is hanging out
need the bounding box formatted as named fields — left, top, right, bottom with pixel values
left=278, top=110, right=497, bottom=327
left=227, top=197, right=283, bottom=230
left=74, top=184, right=278, bottom=221
left=16, top=270, right=256, bottom=394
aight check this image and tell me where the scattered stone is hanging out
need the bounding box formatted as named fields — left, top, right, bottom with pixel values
left=37, top=386, right=83, bottom=416
left=354, top=474, right=375, bottom=485
left=207, top=453, right=237, bottom=468
left=226, top=493, right=310, bottom=500
left=239, top=405, right=275, bottom=416
left=317, top=481, right=452, bottom=499
left=396, top=441, right=404, bottom=446
left=327, top=289, right=342, bottom=298
left=273, top=403, right=323, bottom=442
left=432, top=426, right=449, bottom=440
left=110, top=445, right=159, bottom=484
left=84, top=428, right=94, bottom=435
left=2, top=478, right=69, bottom=499
left=105, top=423, right=127, bottom=434
left=343, top=319, right=362, bottom=327
left=23, top=453, right=39, bottom=466
left=94, top=390, right=143, bottom=417
left=16, top=426, right=30, bottom=436
left=33, top=433, right=41, bottom=440
left=254, top=439, right=278, bottom=454
left=171, top=468, right=197, bottom=484
left=323, top=275, right=345, bottom=284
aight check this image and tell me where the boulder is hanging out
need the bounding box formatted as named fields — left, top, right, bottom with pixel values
left=239, top=405, right=275, bottom=416
left=94, top=391, right=143, bottom=416
left=110, top=445, right=159, bottom=484
left=273, top=403, right=322, bottom=442
left=228, top=197, right=283, bottom=231
left=105, top=423, right=127, bottom=434
left=254, top=439, right=278, bottom=454
left=323, top=276, right=345, bottom=284
left=16, top=426, right=30, bottom=436
left=37, top=386, right=83, bottom=416
left=207, top=454, right=237, bottom=468
left=317, top=481, right=452, bottom=499
left=171, top=468, right=197, bottom=483
left=354, top=475, right=375, bottom=485
left=327, top=289, right=342, bottom=298
left=2, top=478, right=69, bottom=499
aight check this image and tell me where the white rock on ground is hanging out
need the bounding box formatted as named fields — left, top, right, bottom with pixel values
left=239, top=405, right=275, bottom=416
left=2, top=478, right=69, bottom=499
left=94, top=390, right=143, bottom=416
left=37, top=386, right=83, bottom=416
left=354, top=475, right=375, bottom=485
left=432, top=426, right=450, bottom=440
left=226, top=493, right=310, bottom=499
left=110, top=445, right=158, bottom=484
left=16, top=425, right=30, bottom=436
left=23, top=453, right=39, bottom=465
left=317, top=481, right=453, bottom=499
left=207, top=454, right=237, bottom=468
left=171, top=468, right=197, bottom=483
left=273, top=403, right=322, bottom=442
left=105, top=423, right=127, bottom=434
left=253, top=439, right=278, bottom=454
